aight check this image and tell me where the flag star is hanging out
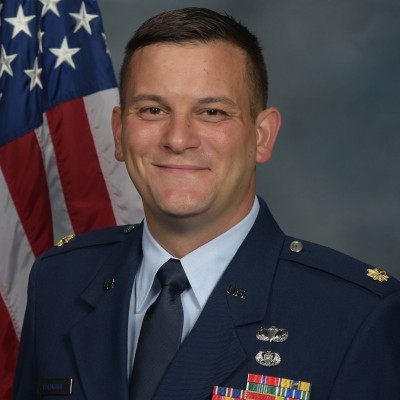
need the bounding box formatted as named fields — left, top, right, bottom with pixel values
left=24, top=57, right=43, bottom=90
left=0, top=45, right=18, bottom=78
left=69, top=2, right=98, bottom=35
left=38, top=28, right=45, bottom=53
left=49, top=37, right=80, bottom=69
left=4, top=5, right=36, bottom=39
left=39, top=0, right=62, bottom=17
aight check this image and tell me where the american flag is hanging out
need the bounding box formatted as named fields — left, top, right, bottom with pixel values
left=0, top=0, right=143, bottom=397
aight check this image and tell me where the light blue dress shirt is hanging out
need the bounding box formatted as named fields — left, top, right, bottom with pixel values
left=127, top=197, right=260, bottom=374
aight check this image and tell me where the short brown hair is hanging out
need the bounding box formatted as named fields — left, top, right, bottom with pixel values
left=119, top=7, right=268, bottom=117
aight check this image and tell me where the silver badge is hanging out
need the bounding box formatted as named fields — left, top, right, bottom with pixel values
left=255, top=350, right=281, bottom=367
left=256, top=326, right=288, bottom=343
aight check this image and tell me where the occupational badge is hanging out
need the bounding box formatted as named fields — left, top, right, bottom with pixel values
left=256, top=326, right=288, bottom=343
left=255, top=350, right=281, bottom=367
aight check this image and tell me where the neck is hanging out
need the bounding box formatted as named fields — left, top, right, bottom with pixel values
left=145, top=198, right=256, bottom=258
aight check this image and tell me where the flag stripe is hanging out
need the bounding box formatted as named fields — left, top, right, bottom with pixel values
left=0, top=294, right=19, bottom=400
left=35, top=116, right=74, bottom=243
left=0, top=133, right=54, bottom=257
left=0, top=167, right=34, bottom=400
left=0, top=168, right=35, bottom=336
left=83, top=89, right=144, bottom=226
left=46, top=97, right=116, bottom=234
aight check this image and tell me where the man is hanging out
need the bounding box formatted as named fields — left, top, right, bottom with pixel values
left=14, top=7, right=400, bottom=400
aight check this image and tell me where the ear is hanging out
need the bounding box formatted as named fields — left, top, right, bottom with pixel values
left=112, top=106, right=125, bottom=161
left=255, top=107, right=281, bottom=163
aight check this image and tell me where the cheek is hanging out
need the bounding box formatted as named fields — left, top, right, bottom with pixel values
left=213, top=128, right=256, bottom=164
left=122, top=122, right=154, bottom=160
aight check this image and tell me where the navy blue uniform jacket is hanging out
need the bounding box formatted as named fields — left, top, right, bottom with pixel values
left=14, top=198, right=400, bottom=399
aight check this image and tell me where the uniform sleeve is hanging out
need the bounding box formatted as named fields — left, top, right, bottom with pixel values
left=13, top=259, right=40, bottom=399
left=329, top=290, right=400, bottom=399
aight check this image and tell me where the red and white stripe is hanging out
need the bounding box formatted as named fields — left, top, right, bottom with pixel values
left=0, top=87, right=143, bottom=398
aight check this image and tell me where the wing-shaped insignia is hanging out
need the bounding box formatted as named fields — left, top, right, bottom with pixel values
left=256, top=326, right=288, bottom=342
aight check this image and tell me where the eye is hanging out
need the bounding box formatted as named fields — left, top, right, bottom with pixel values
left=146, top=107, right=161, bottom=114
left=138, top=106, right=166, bottom=120
left=204, top=109, right=226, bottom=116
left=198, top=108, right=229, bottom=122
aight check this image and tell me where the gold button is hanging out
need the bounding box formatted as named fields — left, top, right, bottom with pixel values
left=290, top=240, right=303, bottom=253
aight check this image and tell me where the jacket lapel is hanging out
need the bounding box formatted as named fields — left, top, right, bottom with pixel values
left=69, top=224, right=143, bottom=400
left=154, top=199, right=285, bottom=399
left=154, top=277, right=246, bottom=400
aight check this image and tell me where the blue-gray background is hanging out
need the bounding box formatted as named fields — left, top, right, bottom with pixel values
left=97, top=0, right=400, bottom=279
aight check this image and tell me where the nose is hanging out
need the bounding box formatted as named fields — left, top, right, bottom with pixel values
left=160, top=114, right=200, bottom=153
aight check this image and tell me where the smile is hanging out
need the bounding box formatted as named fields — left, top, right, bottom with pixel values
left=155, top=164, right=208, bottom=173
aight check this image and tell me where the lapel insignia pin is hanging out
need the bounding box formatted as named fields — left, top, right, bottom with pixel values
left=367, top=268, right=389, bottom=282
left=255, top=350, right=281, bottom=367
left=256, top=326, right=288, bottom=343
left=56, top=234, right=75, bottom=247
left=227, top=283, right=246, bottom=299
left=103, top=278, right=116, bottom=290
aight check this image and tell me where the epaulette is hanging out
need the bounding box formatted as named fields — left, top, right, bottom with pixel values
left=41, top=224, right=138, bottom=259
left=280, top=236, right=400, bottom=298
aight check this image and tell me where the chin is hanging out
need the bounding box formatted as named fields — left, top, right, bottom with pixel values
left=157, top=196, right=212, bottom=219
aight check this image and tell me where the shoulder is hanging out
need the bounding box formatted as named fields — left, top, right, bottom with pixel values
left=39, top=224, right=139, bottom=261
left=29, top=224, right=141, bottom=285
left=279, top=236, right=400, bottom=298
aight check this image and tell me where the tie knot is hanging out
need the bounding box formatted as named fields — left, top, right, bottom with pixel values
left=157, top=259, right=190, bottom=294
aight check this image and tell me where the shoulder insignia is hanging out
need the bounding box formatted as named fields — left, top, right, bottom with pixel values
left=56, top=234, right=75, bottom=247
left=281, top=236, right=400, bottom=296
left=367, top=268, right=389, bottom=282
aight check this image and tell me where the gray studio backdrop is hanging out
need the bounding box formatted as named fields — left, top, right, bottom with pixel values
left=97, top=0, right=400, bottom=279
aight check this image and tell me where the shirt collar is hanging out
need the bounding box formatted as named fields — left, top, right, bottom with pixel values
left=135, top=220, right=171, bottom=313
left=181, top=198, right=259, bottom=308
left=136, top=197, right=260, bottom=312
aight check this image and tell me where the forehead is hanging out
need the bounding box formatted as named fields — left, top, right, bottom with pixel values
left=130, top=40, right=248, bottom=67
left=126, top=41, right=250, bottom=98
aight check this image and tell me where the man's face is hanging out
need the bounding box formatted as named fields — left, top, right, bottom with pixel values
left=113, top=41, right=279, bottom=233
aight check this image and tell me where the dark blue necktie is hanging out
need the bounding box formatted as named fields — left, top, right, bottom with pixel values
left=129, top=259, right=190, bottom=400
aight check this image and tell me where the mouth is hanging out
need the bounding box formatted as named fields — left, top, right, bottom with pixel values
left=154, top=164, right=208, bottom=173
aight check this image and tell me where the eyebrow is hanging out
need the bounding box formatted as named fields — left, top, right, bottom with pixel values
left=128, top=94, right=165, bottom=104
left=197, top=97, right=238, bottom=109
left=127, top=95, right=238, bottom=109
